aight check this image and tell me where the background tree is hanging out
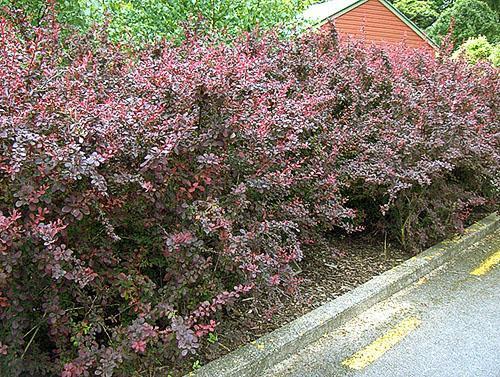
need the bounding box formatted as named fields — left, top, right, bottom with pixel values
left=481, top=0, right=499, bottom=14
left=426, top=0, right=499, bottom=47
left=0, top=0, right=312, bottom=43
left=0, top=0, right=93, bottom=28
left=393, top=0, right=439, bottom=29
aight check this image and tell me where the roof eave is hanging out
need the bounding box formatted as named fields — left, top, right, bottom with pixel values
left=305, top=0, right=438, bottom=49
left=307, top=0, right=369, bottom=28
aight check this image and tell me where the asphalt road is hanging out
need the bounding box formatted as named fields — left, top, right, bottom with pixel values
left=264, top=230, right=500, bottom=377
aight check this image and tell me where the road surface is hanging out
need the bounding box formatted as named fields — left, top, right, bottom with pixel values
left=263, top=230, right=500, bottom=377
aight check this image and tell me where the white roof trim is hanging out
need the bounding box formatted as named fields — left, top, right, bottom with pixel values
left=302, top=0, right=366, bottom=23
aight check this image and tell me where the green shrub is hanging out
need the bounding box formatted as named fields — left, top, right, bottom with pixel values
left=453, top=36, right=492, bottom=63
left=490, top=44, right=500, bottom=66
left=453, top=36, right=500, bottom=66
left=427, top=0, right=499, bottom=47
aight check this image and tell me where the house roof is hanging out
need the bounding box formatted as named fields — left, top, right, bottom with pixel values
left=302, top=0, right=437, bottom=48
left=303, top=0, right=366, bottom=23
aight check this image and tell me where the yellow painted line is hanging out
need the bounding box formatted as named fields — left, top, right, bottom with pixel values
left=415, top=276, right=428, bottom=286
left=250, top=340, right=265, bottom=350
left=342, top=316, right=421, bottom=370
left=470, top=250, right=500, bottom=276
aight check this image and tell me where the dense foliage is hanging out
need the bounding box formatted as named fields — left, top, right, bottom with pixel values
left=481, top=0, right=499, bottom=14
left=0, top=0, right=91, bottom=28
left=426, top=0, right=499, bottom=46
left=1, top=0, right=311, bottom=43
left=392, top=0, right=499, bottom=29
left=491, top=45, right=500, bottom=66
left=1, top=11, right=499, bottom=377
left=393, top=0, right=439, bottom=29
left=453, top=35, right=500, bottom=66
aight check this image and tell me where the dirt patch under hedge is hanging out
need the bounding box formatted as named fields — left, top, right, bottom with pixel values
left=176, top=234, right=410, bottom=375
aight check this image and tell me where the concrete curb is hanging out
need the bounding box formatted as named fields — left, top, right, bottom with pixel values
left=191, top=213, right=499, bottom=377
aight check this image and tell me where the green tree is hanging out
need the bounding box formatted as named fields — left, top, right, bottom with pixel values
left=481, top=0, right=499, bottom=14
left=394, top=0, right=439, bottom=28
left=0, top=0, right=91, bottom=27
left=1, top=0, right=312, bottom=43
left=432, top=0, right=455, bottom=11
left=426, top=0, right=499, bottom=47
left=102, top=0, right=312, bottom=43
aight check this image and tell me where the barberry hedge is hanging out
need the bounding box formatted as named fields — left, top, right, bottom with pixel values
left=0, top=11, right=498, bottom=377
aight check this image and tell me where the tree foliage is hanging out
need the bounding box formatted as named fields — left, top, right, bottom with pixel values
left=394, top=0, right=439, bottom=29
left=481, top=0, right=499, bottom=14
left=426, top=0, right=499, bottom=46
left=91, top=0, right=313, bottom=43
left=0, top=0, right=312, bottom=43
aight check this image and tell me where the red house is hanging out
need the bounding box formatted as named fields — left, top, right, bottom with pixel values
left=303, top=0, right=436, bottom=50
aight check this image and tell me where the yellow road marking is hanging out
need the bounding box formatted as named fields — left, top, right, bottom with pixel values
left=470, top=250, right=500, bottom=276
left=342, top=316, right=421, bottom=370
left=415, top=276, right=428, bottom=286
left=251, top=340, right=265, bottom=350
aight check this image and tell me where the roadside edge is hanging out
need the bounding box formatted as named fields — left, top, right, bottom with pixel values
left=191, top=212, right=499, bottom=377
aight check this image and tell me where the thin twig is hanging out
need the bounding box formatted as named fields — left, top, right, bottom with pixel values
left=23, top=312, right=47, bottom=339
left=218, top=342, right=231, bottom=352
left=21, top=325, right=40, bottom=359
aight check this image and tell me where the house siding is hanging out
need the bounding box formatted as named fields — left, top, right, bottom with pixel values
left=321, top=0, right=432, bottom=49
